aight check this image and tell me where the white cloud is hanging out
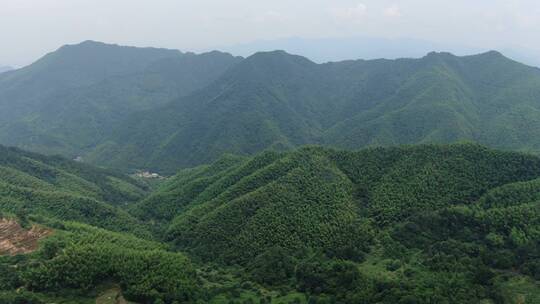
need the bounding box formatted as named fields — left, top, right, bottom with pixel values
left=331, top=3, right=368, bottom=22
left=383, top=5, right=402, bottom=18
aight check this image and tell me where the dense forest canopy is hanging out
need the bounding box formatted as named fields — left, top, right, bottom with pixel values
left=0, top=40, right=540, bottom=304
left=0, top=41, right=241, bottom=158
left=1, top=143, right=539, bottom=303
left=1, top=42, right=540, bottom=173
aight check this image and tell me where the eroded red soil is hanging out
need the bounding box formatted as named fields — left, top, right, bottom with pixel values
left=0, top=218, right=51, bottom=255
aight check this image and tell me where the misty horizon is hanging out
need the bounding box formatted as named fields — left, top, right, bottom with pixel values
left=2, top=0, right=540, bottom=67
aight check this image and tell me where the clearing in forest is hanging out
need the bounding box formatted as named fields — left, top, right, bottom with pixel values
left=0, top=218, right=51, bottom=255
left=96, top=286, right=137, bottom=304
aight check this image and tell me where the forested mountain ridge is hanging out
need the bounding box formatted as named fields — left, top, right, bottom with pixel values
left=2, top=42, right=540, bottom=173
left=0, top=41, right=242, bottom=157
left=0, top=144, right=150, bottom=235
left=139, top=143, right=540, bottom=260
left=135, top=143, right=540, bottom=302
left=87, top=49, right=540, bottom=173
left=0, top=144, right=203, bottom=303
left=1, top=143, right=540, bottom=303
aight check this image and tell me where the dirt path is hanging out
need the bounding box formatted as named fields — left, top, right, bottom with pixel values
left=0, top=218, right=51, bottom=255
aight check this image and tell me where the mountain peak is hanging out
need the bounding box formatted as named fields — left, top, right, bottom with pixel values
left=252, top=49, right=290, bottom=56
left=77, top=39, right=108, bottom=46
left=196, top=50, right=243, bottom=60
left=420, top=50, right=517, bottom=66
left=423, top=50, right=506, bottom=59
left=464, top=50, right=506, bottom=59
left=58, top=40, right=114, bottom=51
left=214, top=50, right=316, bottom=85
left=460, top=50, right=524, bottom=66
left=57, top=40, right=181, bottom=55
left=246, top=50, right=314, bottom=65
left=423, top=51, right=457, bottom=59
left=483, top=50, right=503, bottom=56
left=26, top=41, right=183, bottom=81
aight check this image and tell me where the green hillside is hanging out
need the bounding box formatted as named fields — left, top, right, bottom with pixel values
left=1, top=41, right=540, bottom=303
left=86, top=50, right=540, bottom=173
left=0, top=41, right=241, bottom=157
left=1, top=221, right=199, bottom=304
left=2, top=43, right=540, bottom=173
left=143, top=144, right=540, bottom=303
left=1, top=144, right=540, bottom=303
left=0, top=145, right=149, bottom=235
left=141, top=144, right=540, bottom=261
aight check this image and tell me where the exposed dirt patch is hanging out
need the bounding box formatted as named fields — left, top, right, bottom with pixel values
left=96, top=286, right=133, bottom=304
left=0, top=218, right=52, bottom=255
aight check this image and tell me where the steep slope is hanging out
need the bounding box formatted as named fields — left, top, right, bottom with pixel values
left=324, top=51, right=540, bottom=149
left=3, top=44, right=540, bottom=175
left=0, top=145, right=149, bottom=235
left=0, top=220, right=199, bottom=303
left=386, top=178, right=540, bottom=302
left=89, top=50, right=419, bottom=172
left=133, top=144, right=540, bottom=262
left=124, top=143, right=540, bottom=303
left=2, top=143, right=540, bottom=303
left=0, top=218, right=51, bottom=255
left=90, top=50, right=540, bottom=173
left=0, top=41, right=241, bottom=157
left=89, top=51, right=325, bottom=172
left=0, top=41, right=181, bottom=118
left=0, top=144, right=200, bottom=303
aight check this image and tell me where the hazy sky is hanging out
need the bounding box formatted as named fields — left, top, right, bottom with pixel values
left=1, top=0, right=540, bottom=66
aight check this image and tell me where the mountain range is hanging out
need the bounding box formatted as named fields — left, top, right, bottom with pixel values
left=1, top=41, right=540, bottom=175
left=215, top=36, right=540, bottom=67
left=0, top=41, right=241, bottom=158
left=149, top=144, right=540, bottom=262
left=1, top=40, right=540, bottom=303
left=3, top=143, right=539, bottom=303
